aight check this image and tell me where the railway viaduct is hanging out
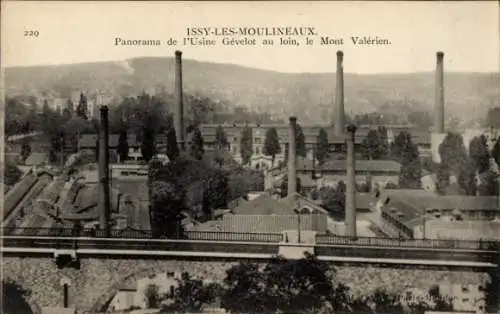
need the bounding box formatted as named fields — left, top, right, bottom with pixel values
left=2, top=235, right=499, bottom=314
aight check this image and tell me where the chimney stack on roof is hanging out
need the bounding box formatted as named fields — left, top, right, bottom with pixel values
left=434, top=51, right=445, bottom=133
left=334, top=50, right=345, bottom=136
left=98, top=106, right=111, bottom=236
left=345, top=124, right=357, bottom=238
left=288, top=116, right=297, bottom=196
left=174, top=50, right=185, bottom=150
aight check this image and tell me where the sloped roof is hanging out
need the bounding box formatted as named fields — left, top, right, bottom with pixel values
left=232, top=193, right=293, bottom=215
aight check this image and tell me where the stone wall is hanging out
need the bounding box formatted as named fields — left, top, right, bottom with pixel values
left=2, top=256, right=491, bottom=314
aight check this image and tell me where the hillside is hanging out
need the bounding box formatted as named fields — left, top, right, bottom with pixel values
left=5, top=57, right=500, bottom=124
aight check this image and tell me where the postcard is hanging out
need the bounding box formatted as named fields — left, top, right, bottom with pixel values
left=2, top=1, right=499, bottom=314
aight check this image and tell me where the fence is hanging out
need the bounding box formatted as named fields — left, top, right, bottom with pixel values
left=316, top=234, right=499, bottom=251
left=223, top=214, right=327, bottom=234
left=2, top=227, right=284, bottom=243
left=2, top=227, right=499, bottom=251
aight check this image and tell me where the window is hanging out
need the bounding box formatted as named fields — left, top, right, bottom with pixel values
left=254, top=137, right=262, bottom=144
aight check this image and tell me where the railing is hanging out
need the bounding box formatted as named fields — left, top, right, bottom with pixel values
left=1, top=236, right=281, bottom=255
left=2, top=228, right=499, bottom=252
left=2, top=228, right=284, bottom=243
left=316, top=234, right=499, bottom=251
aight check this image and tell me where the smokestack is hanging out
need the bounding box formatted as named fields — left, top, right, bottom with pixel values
left=98, top=106, right=111, bottom=236
left=345, top=124, right=357, bottom=238
left=334, top=50, right=345, bottom=136
left=434, top=51, right=445, bottom=133
left=288, top=117, right=297, bottom=196
left=174, top=50, right=185, bottom=150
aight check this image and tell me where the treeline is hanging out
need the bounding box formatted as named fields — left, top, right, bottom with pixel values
left=436, top=132, right=500, bottom=196
left=139, top=253, right=458, bottom=314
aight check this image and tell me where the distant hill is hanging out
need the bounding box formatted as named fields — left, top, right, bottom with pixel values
left=5, top=57, right=500, bottom=124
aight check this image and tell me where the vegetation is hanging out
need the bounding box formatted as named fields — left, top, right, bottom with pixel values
left=316, top=181, right=346, bottom=217
left=279, top=174, right=302, bottom=198
left=161, top=273, right=221, bottom=313
left=316, top=128, right=329, bottom=165
left=135, top=253, right=455, bottom=314
left=263, top=127, right=281, bottom=167
left=144, top=283, right=161, bottom=309
left=116, top=129, right=129, bottom=163
left=188, top=126, right=205, bottom=160
left=390, top=131, right=422, bottom=189
left=437, top=132, right=497, bottom=196
left=2, top=279, right=33, bottom=314
left=215, top=125, right=229, bottom=150
left=361, top=127, right=389, bottom=160
left=240, top=125, right=253, bottom=165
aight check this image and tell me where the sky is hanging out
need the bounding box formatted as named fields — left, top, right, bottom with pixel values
left=2, top=1, right=499, bottom=74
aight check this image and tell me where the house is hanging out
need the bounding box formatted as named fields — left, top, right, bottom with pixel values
left=224, top=191, right=328, bottom=234
left=296, top=158, right=402, bottom=189
left=199, top=124, right=429, bottom=170
left=373, top=190, right=500, bottom=239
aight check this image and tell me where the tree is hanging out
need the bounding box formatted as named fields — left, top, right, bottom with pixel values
left=75, top=93, right=88, bottom=119
left=391, top=131, right=421, bottom=189
left=4, top=163, right=22, bottom=186
left=221, top=262, right=267, bottom=313
left=144, top=284, right=160, bottom=309
left=65, top=99, right=74, bottom=115
left=49, top=131, right=64, bottom=163
left=320, top=181, right=346, bottom=216
left=161, top=272, right=220, bottom=313
left=493, top=137, right=500, bottom=168
left=477, top=171, right=499, bottom=196
left=141, top=126, right=156, bottom=163
left=203, top=170, right=229, bottom=219
left=63, top=116, right=92, bottom=153
left=221, top=253, right=342, bottom=314
left=296, top=123, right=307, bottom=158
left=150, top=180, right=186, bottom=238
left=485, top=107, right=500, bottom=128
left=263, top=127, right=281, bottom=167
left=240, top=126, right=253, bottom=165
left=361, top=129, right=386, bottom=160
left=438, top=132, right=472, bottom=194
left=166, top=128, right=179, bottom=162
left=117, top=131, right=129, bottom=163
left=189, top=127, right=205, bottom=160
left=2, top=279, right=33, bottom=314
left=95, top=136, right=99, bottom=162
left=469, top=135, right=490, bottom=173
left=215, top=125, right=229, bottom=150
left=280, top=175, right=302, bottom=197
left=316, top=128, right=329, bottom=165
left=20, top=141, right=31, bottom=162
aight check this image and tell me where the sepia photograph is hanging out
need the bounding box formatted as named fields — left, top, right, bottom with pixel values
left=1, top=1, right=499, bottom=314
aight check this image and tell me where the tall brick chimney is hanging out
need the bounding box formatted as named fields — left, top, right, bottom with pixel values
left=434, top=51, right=445, bottom=134
left=98, top=106, right=111, bottom=236
left=288, top=117, right=297, bottom=196
left=345, top=124, right=357, bottom=238
left=174, top=50, right=185, bottom=150
left=334, top=50, right=345, bottom=136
